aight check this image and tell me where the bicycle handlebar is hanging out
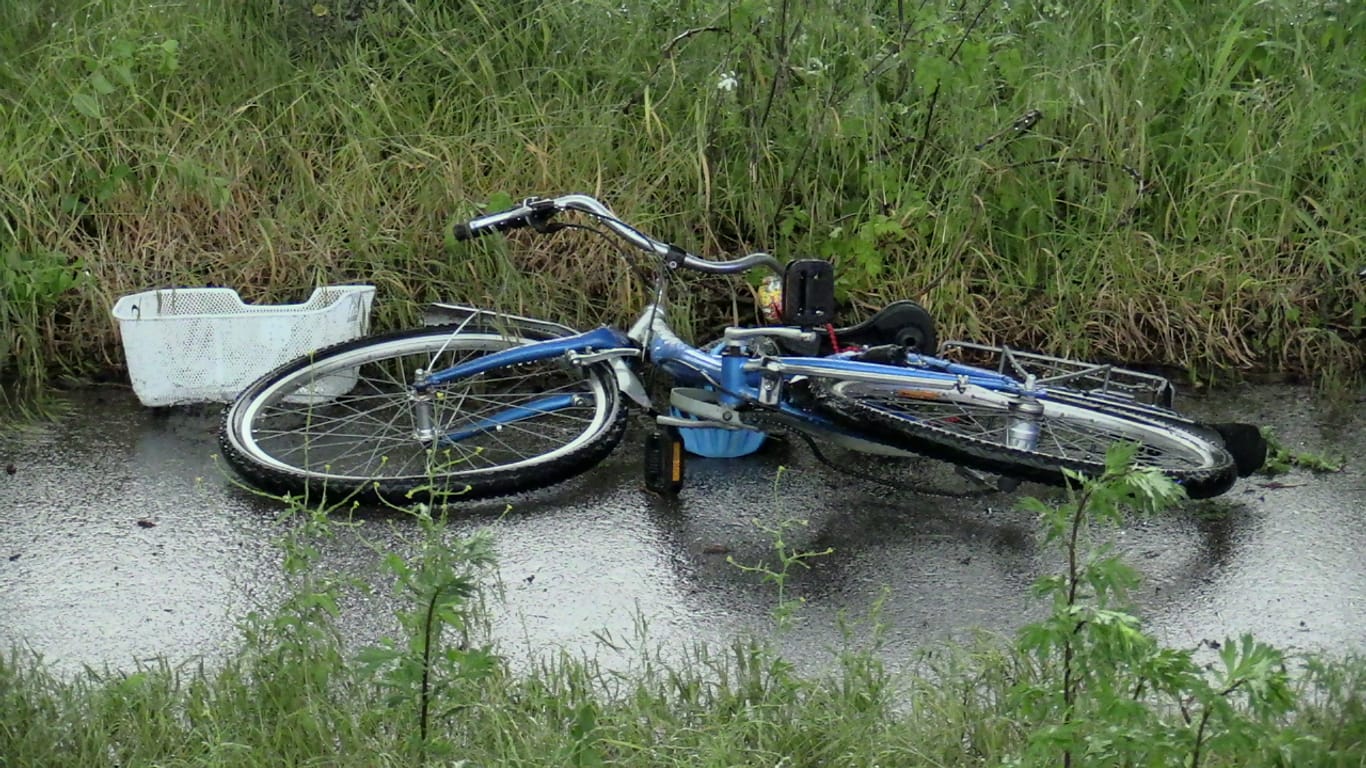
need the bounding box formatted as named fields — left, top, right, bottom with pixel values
left=453, top=194, right=784, bottom=276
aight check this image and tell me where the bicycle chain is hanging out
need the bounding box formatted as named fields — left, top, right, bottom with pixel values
left=709, top=405, right=1002, bottom=500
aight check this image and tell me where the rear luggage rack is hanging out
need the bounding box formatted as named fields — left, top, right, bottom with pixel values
left=938, top=341, right=1176, bottom=410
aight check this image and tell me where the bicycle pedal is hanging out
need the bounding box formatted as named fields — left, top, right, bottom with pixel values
left=644, top=426, right=686, bottom=494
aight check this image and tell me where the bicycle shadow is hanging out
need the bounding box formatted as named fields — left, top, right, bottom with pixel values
left=636, top=436, right=1250, bottom=658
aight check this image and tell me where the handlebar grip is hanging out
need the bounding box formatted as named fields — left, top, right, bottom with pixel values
left=452, top=213, right=527, bottom=242
left=453, top=199, right=549, bottom=242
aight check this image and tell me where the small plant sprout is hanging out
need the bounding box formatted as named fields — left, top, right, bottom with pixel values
left=727, top=467, right=834, bottom=631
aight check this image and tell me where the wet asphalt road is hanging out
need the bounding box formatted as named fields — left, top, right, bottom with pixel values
left=1, top=384, right=1363, bottom=675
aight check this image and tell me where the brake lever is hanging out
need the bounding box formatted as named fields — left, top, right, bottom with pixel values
left=529, top=216, right=566, bottom=235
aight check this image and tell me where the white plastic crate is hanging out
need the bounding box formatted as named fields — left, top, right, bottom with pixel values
left=111, top=285, right=375, bottom=406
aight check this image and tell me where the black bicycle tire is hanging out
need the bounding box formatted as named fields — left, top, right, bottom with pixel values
left=1037, top=389, right=1268, bottom=475
left=219, top=324, right=628, bottom=504
left=807, top=377, right=1239, bottom=499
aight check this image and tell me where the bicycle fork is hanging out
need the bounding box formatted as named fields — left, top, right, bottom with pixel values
left=402, top=324, right=649, bottom=447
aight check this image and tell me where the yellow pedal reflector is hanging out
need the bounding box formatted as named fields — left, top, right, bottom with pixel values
left=644, top=427, right=685, bottom=494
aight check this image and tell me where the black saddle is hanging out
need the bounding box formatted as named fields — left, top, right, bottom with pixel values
left=828, top=300, right=938, bottom=354
left=770, top=259, right=938, bottom=355
left=777, top=300, right=938, bottom=356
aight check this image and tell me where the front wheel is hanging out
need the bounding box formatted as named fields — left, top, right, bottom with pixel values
left=808, top=378, right=1238, bottom=499
left=219, top=325, right=628, bottom=503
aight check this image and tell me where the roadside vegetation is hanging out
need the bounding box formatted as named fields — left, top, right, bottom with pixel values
left=2, top=449, right=1364, bottom=766
left=1, top=0, right=1363, bottom=402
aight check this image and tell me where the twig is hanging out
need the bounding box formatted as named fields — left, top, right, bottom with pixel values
left=661, top=26, right=722, bottom=58
left=974, top=109, right=1043, bottom=151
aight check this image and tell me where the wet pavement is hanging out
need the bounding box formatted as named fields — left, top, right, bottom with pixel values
left=1, top=384, right=1363, bottom=675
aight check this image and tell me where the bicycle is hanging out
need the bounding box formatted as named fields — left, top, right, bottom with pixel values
left=218, top=193, right=1262, bottom=504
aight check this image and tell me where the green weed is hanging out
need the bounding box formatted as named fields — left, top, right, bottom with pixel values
left=354, top=505, right=499, bottom=764
left=1259, top=426, right=1346, bottom=476
left=1013, top=444, right=1307, bottom=767
left=725, top=466, right=835, bottom=631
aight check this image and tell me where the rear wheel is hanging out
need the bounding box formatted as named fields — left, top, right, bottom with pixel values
left=219, top=325, right=627, bottom=503
left=808, top=378, right=1238, bottom=499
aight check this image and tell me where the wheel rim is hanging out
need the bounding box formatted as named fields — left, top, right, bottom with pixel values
left=828, top=382, right=1220, bottom=472
left=228, top=331, right=617, bottom=485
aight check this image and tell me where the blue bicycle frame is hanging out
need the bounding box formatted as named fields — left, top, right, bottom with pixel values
left=410, top=303, right=1028, bottom=450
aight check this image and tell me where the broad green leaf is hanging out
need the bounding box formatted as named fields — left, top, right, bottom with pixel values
left=71, top=93, right=102, bottom=119
left=89, top=71, right=116, bottom=96
left=110, top=63, right=134, bottom=87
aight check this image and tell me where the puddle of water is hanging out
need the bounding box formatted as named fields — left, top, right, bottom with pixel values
left=1, top=384, right=1362, bottom=674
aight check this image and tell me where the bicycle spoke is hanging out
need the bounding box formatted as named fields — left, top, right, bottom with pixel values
left=825, top=381, right=1214, bottom=471
left=230, top=331, right=620, bottom=487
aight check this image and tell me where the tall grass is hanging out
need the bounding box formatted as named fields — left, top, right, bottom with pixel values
left=1, top=0, right=1362, bottom=396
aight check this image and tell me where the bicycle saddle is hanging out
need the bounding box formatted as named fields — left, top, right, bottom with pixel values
left=829, top=300, right=938, bottom=354
left=777, top=300, right=938, bottom=357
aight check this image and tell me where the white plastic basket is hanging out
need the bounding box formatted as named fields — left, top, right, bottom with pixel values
left=111, top=285, right=375, bottom=406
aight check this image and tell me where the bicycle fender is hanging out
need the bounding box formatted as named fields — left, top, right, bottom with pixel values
left=422, top=302, right=580, bottom=337
left=611, top=359, right=653, bottom=409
